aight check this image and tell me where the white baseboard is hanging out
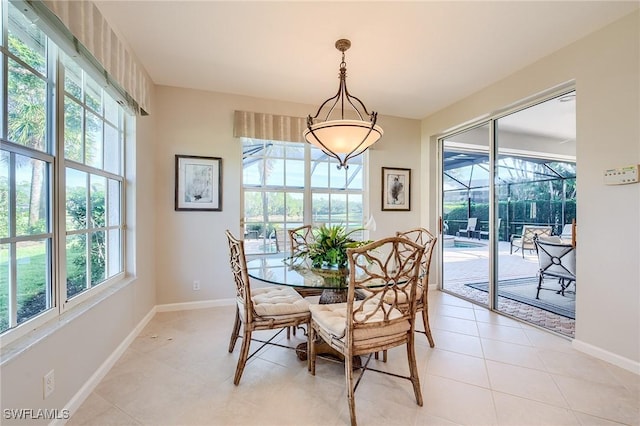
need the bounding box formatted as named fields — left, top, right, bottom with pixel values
left=573, top=338, right=640, bottom=375
left=53, top=306, right=157, bottom=426
left=156, top=298, right=235, bottom=312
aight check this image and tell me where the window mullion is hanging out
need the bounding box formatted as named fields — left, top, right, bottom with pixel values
left=304, top=144, right=312, bottom=225
left=85, top=172, right=91, bottom=291
left=55, top=51, right=68, bottom=310
left=7, top=151, right=17, bottom=328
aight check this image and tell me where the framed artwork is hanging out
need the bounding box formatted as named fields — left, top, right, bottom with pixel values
left=175, top=155, right=222, bottom=211
left=382, top=167, right=411, bottom=211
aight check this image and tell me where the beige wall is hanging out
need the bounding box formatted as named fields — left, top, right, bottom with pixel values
left=153, top=87, right=422, bottom=304
left=422, top=11, right=639, bottom=370
left=0, top=92, right=158, bottom=421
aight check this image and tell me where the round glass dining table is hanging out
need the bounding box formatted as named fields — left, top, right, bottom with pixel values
left=245, top=255, right=353, bottom=303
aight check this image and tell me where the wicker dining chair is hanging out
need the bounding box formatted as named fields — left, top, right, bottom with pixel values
left=396, top=227, right=438, bottom=348
left=308, top=237, right=425, bottom=426
left=225, top=230, right=311, bottom=385
left=288, top=225, right=314, bottom=255
left=287, top=225, right=323, bottom=299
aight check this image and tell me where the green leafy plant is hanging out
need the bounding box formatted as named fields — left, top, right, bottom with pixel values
left=305, top=224, right=371, bottom=269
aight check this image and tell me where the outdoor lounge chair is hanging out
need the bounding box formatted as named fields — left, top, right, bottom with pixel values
left=560, top=224, right=573, bottom=240
left=479, top=218, right=501, bottom=240
left=456, top=217, right=478, bottom=239
left=510, top=225, right=552, bottom=258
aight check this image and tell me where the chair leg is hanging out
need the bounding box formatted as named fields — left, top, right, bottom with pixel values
left=233, top=328, right=252, bottom=385
left=306, top=321, right=312, bottom=372
left=560, top=278, right=571, bottom=296
left=406, top=333, right=423, bottom=407
left=536, top=275, right=543, bottom=299
left=372, top=350, right=388, bottom=361
left=421, top=309, right=435, bottom=348
left=345, top=352, right=357, bottom=426
left=228, top=306, right=241, bottom=353
left=308, top=324, right=317, bottom=374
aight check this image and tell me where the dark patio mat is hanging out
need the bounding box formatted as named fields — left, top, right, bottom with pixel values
left=466, top=278, right=575, bottom=319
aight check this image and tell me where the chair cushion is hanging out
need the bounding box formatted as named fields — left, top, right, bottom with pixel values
left=380, top=286, right=423, bottom=305
left=250, top=286, right=310, bottom=317
left=309, top=301, right=410, bottom=342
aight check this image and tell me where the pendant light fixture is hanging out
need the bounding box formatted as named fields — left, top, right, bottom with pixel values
left=303, top=39, right=383, bottom=169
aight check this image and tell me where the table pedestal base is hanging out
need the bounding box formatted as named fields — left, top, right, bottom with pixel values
left=318, top=289, right=347, bottom=304
left=296, top=341, right=362, bottom=370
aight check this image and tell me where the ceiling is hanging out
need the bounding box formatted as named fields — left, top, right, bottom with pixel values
left=94, top=1, right=638, bottom=120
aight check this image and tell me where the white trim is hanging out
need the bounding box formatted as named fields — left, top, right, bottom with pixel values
left=443, top=140, right=575, bottom=163
left=572, top=339, right=640, bottom=375
left=156, top=298, right=235, bottom=312
left=51, top=306, right=157, bottom=426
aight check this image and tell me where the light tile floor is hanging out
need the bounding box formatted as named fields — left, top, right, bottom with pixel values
left=68, top=291, right=639, bottom=426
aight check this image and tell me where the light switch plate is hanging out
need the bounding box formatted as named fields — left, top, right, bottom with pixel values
left=604, top=165, right=639, bottom=185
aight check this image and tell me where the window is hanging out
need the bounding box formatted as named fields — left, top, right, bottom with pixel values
left=242, top=138, right=366, bottom=254
left=1, top=1, right=129, bottom=339
left=62, top=52, right=125, bottom=301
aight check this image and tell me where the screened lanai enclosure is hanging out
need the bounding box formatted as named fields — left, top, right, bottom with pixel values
left=443, top=151, right=576, bottom=240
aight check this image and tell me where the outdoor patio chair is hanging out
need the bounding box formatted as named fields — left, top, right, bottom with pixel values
left=225, top=230, right=311, bottom=385
left=534, top=239, right=576, bottom=299
left=457, top=217, right=478, bottom=239
left=308, top=237, right=425, bottom=426
left=396, top=227, right=438, bottom=348
left=510, top=225, right=552, bottom=258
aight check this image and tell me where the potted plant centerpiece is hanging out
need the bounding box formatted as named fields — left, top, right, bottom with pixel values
left=306, top=224, right=371, bottom=271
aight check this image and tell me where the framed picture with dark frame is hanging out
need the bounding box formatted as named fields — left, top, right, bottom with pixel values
left=382, top=167, right=411, bottom=211
left=175, top=155, right=222, bottom=211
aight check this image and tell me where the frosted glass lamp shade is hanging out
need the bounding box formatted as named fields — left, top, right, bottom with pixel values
left=303, top=119, right=383, bottom=155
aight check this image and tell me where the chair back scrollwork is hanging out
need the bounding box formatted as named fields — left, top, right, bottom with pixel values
left=226, top=230, right=252, bottom=321
left=347, top=237, right=425, bottom=336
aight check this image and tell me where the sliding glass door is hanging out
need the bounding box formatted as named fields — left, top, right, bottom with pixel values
left=441, top=124, right=490, bottom=307
left=440, top=90, right=577, bottom=336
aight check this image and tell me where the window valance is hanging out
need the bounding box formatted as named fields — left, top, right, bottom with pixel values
left=234, top=111, right=306, bottom=143
left=39, top=0, right=152, bottom=114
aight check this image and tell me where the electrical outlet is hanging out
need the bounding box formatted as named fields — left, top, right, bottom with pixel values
left=192, top=280, right=200, bottom=291
left=43, top=370, right=55, bottom=399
